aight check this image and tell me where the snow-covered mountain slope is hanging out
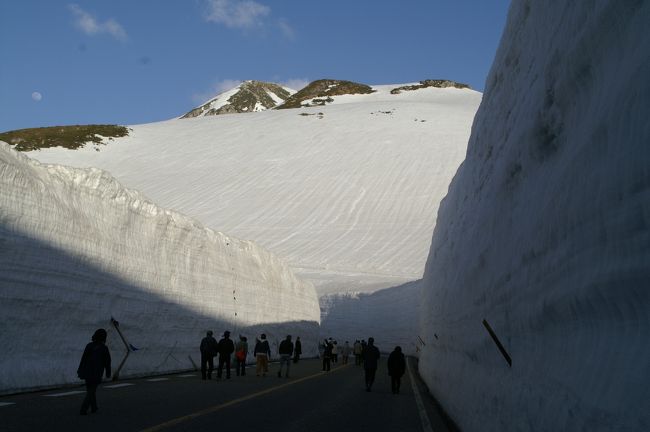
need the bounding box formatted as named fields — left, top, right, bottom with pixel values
left=28, top=84, right=482, bottom=303
left=0, top=142, right=319, bottom=394
left=419, top=1, right=650, bottom=431
left=181, top=80, right=295, bottom=118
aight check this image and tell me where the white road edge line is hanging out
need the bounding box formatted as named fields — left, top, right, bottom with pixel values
left=104, top=383, right=135, bottom=388
left=407, top=358, right=434, bottom=432
left=0, top=402, right=16, bottom=407
left=43, top=390, right=86, bottom=397
left=147, top=378, right=169, bottom=382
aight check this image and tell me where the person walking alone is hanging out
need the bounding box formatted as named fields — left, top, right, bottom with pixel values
left=77, top=328, right=111, bottom=415
left=234, top=335, right=248, bottom=376
left=387, top=346, right=406, bottom=394
left=200, top=330, right=218, bottom=380
left=254, top=334, right=271, bottom=376
left=362, top=337, right=380, bottom=392
left=293, top=336, right=302, bottom=364
left=217, top=331, right=234, bottom=379
left=277, top=335, right=294, bottom=378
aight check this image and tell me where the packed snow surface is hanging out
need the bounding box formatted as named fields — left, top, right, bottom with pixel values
left=419, top=1, right=650, bottom=431
left=0, top=143, right=320, bottom=394
left=30, top=84, right=481, bottom=299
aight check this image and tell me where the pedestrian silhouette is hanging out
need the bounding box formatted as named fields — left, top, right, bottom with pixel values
left=293, top=336, right=302, bottom=363
left=387, top=346, right=406, bottom=394
left=77, top=328, right=111, bottom=415
left=322, top=338, right=333, bottom=371
left=278, top=335, right=294, bottom=378
left=362, top=337, right=380, bottom=392
left=234, top=335, right=248, bottom=376
left=217, top=331, right=234, bottom=379
left=254, top=334, right=271, bottom=376
left=200, top=330, right=218, bottom=380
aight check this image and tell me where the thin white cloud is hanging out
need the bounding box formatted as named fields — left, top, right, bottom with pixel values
left=277, top=19, right=295, bottom=40
left=281, top=78, right=310, bottom=92
left=31, top=92, right=43, bottom=102
left=204, top=0, right=270, bottom=29
left=192, top=78, right=243, bottom=104
left=68, top=4, right=128, bottom=42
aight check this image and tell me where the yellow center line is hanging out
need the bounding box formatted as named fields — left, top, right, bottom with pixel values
left=140, top=364, right=351, bottom=432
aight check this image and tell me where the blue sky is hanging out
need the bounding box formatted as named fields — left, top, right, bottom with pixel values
left=0, top=0, right=511, bottom=131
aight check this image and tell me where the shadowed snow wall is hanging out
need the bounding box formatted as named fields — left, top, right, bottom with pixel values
left=419, top=1, right=649, bottom=431
left=0, top=143, right=320, bottom=394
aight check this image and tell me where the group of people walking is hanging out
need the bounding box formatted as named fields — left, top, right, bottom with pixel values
left=76, top=328, right=407, bottom=416
left=200, top=331, right=303, bottom=379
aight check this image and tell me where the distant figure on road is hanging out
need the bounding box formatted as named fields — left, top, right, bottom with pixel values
left=200, top=330, right=218, bottom=380
left=342, top=341, right=351, bottom=364
left=77, top=328, right=111, bottom=415
left=277, top=335, right=294, bottom=378
left=363, top=337, right=380, bottom=392
left=234, top=335, right=248, bottom=376
left=387, top=346, right=406, bottom=394
left=360, top=339, right=367, bottom=366
left=353, top=340, right=362, bottom=365
left=293, top=336, right=302, bottom=363
left=217, top=331, right=235, bottom=379
left=331, top=340, right=339, bottom=364
left=322, top=338, right=333, bottom=372
left=254, top=334, right=271, bottom=376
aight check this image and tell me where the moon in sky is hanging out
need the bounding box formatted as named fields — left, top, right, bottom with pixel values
left=31, top=92, right=42, bottom=102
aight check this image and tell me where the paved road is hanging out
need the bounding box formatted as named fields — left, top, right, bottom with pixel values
left=1, top=358, right=456, bottom=432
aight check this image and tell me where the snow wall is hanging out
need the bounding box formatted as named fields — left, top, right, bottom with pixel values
left=320, top=280, right=421, bottom=355
left=419, top=1, right=649, bottom=431
left=0, top=143, right=320, bottom=394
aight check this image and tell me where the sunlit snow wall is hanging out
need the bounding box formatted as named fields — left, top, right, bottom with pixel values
left=0, top=143, right=320, bottom=394
left=419, top=1, right=649, bottom=431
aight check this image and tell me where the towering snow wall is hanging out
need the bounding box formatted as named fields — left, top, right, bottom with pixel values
left=0, top=143, right=320, bottom=394
left=419, top=1, right=649, bottom=431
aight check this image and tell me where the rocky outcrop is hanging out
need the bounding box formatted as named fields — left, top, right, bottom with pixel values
left=390, top=80, right=470, bottom=94
left=181, top=80, right=294, bottom=118
left=276, top=79, right=375, bottom=109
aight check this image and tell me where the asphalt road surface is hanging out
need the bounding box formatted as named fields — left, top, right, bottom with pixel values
left=1, top=358, right=456, bottom=432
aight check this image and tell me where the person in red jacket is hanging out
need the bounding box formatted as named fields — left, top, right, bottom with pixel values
left=77, top=328, right=111, bottom=415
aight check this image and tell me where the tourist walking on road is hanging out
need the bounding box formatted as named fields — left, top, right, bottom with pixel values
left=331, top=340, right=339, bottom=364
left=387, top=346, right=406, bottom=394
left=293, top=336, right=302, bottom=363
left=363, top=337, right=380, bottom=392
left=353, top=340, right=362, bottom=365
left=199, top=330, right=218, bottom=380
left=254, top=334, right=271, bottom=376
left=342, top=341, right=351, bottom=364
left=322, top=339, right=333, bottom=371
left=234, top=335, right=248, bottom=376
left=277, top=335, right=294, bottom=378
left=77, top=328, right=111, bottom=415
left=217, top=331, right=234, bottom=379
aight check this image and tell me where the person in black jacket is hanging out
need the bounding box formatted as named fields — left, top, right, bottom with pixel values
left=217, top=331, right=235, bottom=379
left=200, top=330, right=218, bottom=380
left=277, top=335, right=294, bottom=378
left=293, top=336, right=302, bottom=364
left=362, top=337, right=380, bottom=392
left=77, top=328, right=111, bottom=415
left=322, top=338, right=333, bottom=372
left=387, top=346, right=406, bottom=394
